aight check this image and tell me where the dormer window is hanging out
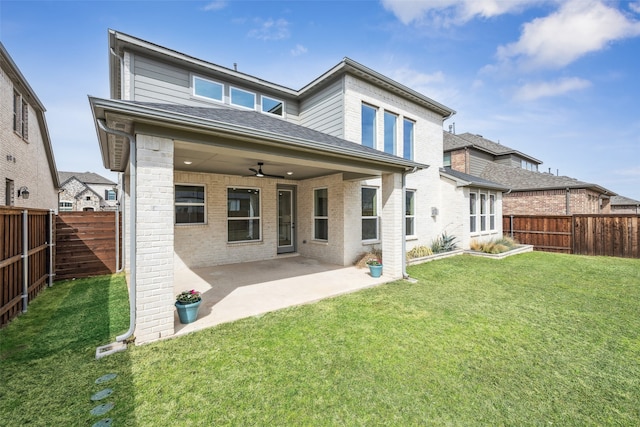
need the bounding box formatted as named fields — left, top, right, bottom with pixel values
left=193, top=76, right=223, bottom=102
left=521, top=160, right=538, bottom=171
left=230, top=87, right=255, bottom=109
left=262, top=96, right=283, bottom=117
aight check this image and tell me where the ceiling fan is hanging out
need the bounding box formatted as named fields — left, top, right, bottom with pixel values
left=248, top=162, right=284, bottom=179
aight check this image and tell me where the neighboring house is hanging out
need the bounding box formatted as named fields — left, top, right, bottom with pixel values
left=0, top=42, right=59, bottom=209
left=444, top=131, right=616, bottom=215
left=58, top=171, right=118, bottom=211
left=89, top=30, right=502, bottom=343
left=610, top=195, right=640, bottom=214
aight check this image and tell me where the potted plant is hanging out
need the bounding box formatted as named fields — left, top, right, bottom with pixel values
left=175, top=289, right=202, bottom=324
left=366, top=258, right=383, bottom=278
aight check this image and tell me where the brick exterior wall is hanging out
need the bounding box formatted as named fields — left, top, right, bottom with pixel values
left=503, top=188, right=605, bottom=215
left=342, top=74, right=455, bottom=254
left=134, top=135, right=175, bottom=344
left=450, top=149, right=468, bottom=174
left=0, top=64, right=57, bottom=210
left=59, top=178, right=102, bottom=211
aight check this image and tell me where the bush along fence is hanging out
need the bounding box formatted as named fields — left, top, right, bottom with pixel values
left=0, top=208, right=56, bottom=327
left=504, top=214, right=640, bottom=258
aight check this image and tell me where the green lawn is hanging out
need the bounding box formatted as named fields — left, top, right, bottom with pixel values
left=1, top=252, right=639, bottom=426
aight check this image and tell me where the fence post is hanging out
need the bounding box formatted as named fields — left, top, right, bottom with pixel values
left=510, top=215, right=514, bottom=239
left=22, top=210, right=29, bottom=313
left=48, top=210, right=55, bottom=287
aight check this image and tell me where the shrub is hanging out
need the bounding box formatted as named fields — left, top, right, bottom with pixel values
left=407, top=245, right=433, bottom=259
left=431, top=232, right=458, bottom=254
left=470, top=236, right=518, bottom=254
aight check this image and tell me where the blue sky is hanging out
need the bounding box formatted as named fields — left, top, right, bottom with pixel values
left=1, top=0, right=639, bottom=200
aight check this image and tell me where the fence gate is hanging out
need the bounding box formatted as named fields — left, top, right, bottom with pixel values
left=55, top=211, right=122, bottom=281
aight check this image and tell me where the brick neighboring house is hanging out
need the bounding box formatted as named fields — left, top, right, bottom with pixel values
left=58, top=171, right=118, bottom=211
left=444, top=131, right=616, bottom=215
left=87, top=30, right=506, bottom=343
left=610, top=195, right=640, bottom=214
left=1, top=42, right=59, bottom=209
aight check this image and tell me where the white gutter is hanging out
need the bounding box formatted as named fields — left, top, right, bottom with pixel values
left=95, top=119, right=136, bottom=358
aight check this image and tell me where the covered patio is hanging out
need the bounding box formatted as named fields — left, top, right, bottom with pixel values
left=173, top=255, right=393, bottom=336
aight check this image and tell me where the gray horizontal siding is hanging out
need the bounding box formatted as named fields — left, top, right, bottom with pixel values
left=131, top=53, right=301, bottom=120
left=299, top=79, right=344, bottom=138
left=469, top=151, right=494, bottom=176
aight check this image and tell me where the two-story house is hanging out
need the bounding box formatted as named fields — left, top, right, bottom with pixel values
left=89, top=30, right=504, bottom=343
left=1, top=42, right=59, bottom=209
left=444, top=131, right=616, bottom=215
left=58, top=171, right=118, bottom=211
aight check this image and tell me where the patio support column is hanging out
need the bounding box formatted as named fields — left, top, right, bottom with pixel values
left=134, top=134, right=175, bottom=344
left=381, top=172, right=403, bottom=279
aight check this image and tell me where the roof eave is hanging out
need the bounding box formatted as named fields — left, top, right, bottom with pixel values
left=90, top=97, right=428, bottom=172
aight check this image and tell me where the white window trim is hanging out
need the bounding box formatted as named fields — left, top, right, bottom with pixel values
left=192, top=75, right=224, bottom=103
left=405, top=189, right=417, bottom=238
left=361, top=186, right=380, bottom=242
left=313, top=187, right=328, bottom=242
left=175, top=183, right=207, bottom=226
left=470, top=191, right=478, bottom=235
left=230, top=86, right=256, bottom=110
left=402, top=117, right=415, bottom=161
left=227, top=186, right=261, bottom=243
left=384, top=110, right=398, bottom=155
left=470, top=190, right=496, bottom=235
left=261, top=95, right=285, bottom=117
left=361, top=102, right=378, bottom=149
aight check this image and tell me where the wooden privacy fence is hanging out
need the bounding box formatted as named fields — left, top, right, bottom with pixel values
left=504, top=215, right=640, bottom=258
left=55, top=211, right=122, bottom=281
left=1, top=208, right=55, bottom=327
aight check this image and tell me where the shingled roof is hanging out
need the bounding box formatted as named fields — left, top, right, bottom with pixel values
left=443, top=131, right=542, bottom=164
left=611, top=195, right=640, bottom=206
left=480, top=163, right=616, bottom=195
left=131, top=102, right=420, bottom=165
left=59, top=171, right=116, bottom=186
left=440, top=167, right=509, bottom=191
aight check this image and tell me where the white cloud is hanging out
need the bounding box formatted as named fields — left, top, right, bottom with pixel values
left=514, top=77, right=591, bottom=101
left=290, top=44, right=308, bottom=56
left=630, top=2, right=640, bottom=14
left=203, top=1, right=226, bottom=12
left=390, top=67, right=445, bottom=87
left=497, top=0, right=640, bottom=69
left=380, top=0, right=540, bottom=26
left=248, top=18, right=290, bottom=41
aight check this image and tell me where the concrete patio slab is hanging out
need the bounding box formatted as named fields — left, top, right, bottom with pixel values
left=173, top=255, right=394, bottom=337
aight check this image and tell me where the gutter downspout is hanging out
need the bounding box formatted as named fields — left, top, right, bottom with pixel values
left=565, top=188, right=571, bottom=215
left=402, top=167, right=420, bottom=280
left=95, top=119, right=136, bottom=358
left=115, top=172, right=125, bottom=273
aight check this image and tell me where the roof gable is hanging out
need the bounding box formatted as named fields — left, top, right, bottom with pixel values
left=443, top=131, right=542, bottom=164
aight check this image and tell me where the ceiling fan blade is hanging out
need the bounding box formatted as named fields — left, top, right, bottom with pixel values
left=264, top=173, right=285, bottom=179
left=249, top=168, right=258, bottom=174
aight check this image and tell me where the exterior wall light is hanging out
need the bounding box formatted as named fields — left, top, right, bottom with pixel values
left=17, top=186, right=29, bottom=199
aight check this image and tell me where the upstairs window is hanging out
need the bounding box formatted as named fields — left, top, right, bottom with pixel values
left=403, top=118, right=414, bottom=160
left=361, top=187, right=378, bottom=241
left=193, top=76, right=223, bottom=102
left=175, top=184, right=206, bottom=225
left=13, top=91, right=28, bottom=140
left=384, top=111, right=397, bottom=154
left=262, top=96, right=284, bottom=116
left=361, top=103, right=377, bottom=149
left=227, top=188, right=260, bottom=242
left=443, top=152, right=451, bottom=167
left=105, top=189, right=117, bottom=201
left=230, top=87, right=256, bottom=109
left=521, top=159, right=538, bottom=172
left=314, top=188, right=328, bottom=241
